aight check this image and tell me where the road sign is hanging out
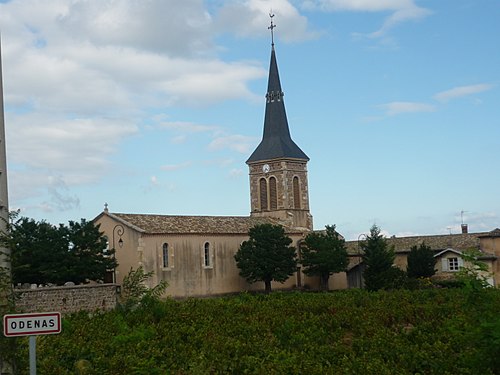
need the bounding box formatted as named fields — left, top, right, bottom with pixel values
left=3, top=312, right=61, bottom=337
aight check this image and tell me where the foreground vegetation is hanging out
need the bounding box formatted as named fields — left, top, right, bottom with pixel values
left=12, top=288, right=500, bottom=374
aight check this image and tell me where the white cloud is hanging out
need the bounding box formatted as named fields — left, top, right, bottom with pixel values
left=58, top=0, right=214, bottom=58
left=377, top=101, right=436, bottom=116
left=433, top=84, right=494, bottom=103
left=302, top=0, right=432, bottom=37
left=159, top=121, right=219, bottom=134
left=143, top=175, right=177, bottom=193
left=215, top=0, right=318, bottom=42
left=208, top=135, right=256, bottom=154
left=0, top=0, right=272, bottom=215
left=303, top=0, right=415, bottom=12
left=7, top=114, right=137, bottom=176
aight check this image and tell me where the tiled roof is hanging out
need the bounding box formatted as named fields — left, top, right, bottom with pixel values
left=346, top=232, right=485, bottom=255
left=111, top=213, right=294, bottom=235
left=478, top=228, right=500, bottom=238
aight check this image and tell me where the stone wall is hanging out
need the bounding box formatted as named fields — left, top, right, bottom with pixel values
left=15, top=284, right=118, bottom=315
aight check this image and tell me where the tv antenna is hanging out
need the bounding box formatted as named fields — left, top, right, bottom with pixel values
left=460, top=210, right=467, bottom=225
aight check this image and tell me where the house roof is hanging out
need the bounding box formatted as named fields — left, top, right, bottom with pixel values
left=246, top=46, right=309, bottom=163
left=346, top=232, right=485, bottom=255
left=434, top=248, right=463, bottom=258
left=100, top=212, right=300, bottom=235
left=477, top=228, right=500, bottom=238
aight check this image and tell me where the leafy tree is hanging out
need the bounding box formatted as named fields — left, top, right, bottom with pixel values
left=300, top=225, right=348, bottom=291
left=119, top=266, right=168, bottom=311
left=0, top=214, right=116, bottom=285
left=234, top=223, right=297, bottom=293
left=406, top=243, right=436, bottom=279
left=0, top=254, right=19, bottom=373
left=456, top=249, right=492, bottom=291
left=361, top=225, right=402, bottom=291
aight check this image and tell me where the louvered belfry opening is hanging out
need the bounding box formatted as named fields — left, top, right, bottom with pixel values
left=293, top=176, right=301, bottom=209
left=269, top=177, right=277, bottom=210
left=259, top=178, right=268, bottom=210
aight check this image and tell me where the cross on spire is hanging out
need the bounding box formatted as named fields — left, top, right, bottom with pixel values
left=268, top=12, right=276, bottom=47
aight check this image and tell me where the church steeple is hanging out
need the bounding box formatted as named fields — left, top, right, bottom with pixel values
left=246, top=34, right=309, bottom=163
left=246, top=16, right=312, bottom=230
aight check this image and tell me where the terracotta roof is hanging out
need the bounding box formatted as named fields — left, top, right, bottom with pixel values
left=346, top=232, right=485, bottom=254
left=110, top=213, right=293, bottom=235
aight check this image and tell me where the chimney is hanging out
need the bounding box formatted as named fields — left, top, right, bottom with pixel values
left=461, top=224, right=468, bottom=234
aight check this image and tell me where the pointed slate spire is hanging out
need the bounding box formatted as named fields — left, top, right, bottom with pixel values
left=246, top=22, right=308, bottom=163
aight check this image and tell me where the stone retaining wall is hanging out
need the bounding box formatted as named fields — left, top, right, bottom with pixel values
left=15, top=284, right=119, bottom=315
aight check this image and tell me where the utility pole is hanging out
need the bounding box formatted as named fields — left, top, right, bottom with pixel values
left=0, top=36, right=10, bottom=272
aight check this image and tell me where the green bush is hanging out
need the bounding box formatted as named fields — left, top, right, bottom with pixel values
left=14, top=289, right=500, bottom=374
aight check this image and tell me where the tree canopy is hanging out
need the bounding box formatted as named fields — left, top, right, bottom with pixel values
left=300, top=225, right=348, bottom=291
left=361, top=225, right=404, bottom=291
left=1, top=214, right=116, bottom=285
left=234, top=223, right=296, bottom=293
left=406, top=243, right=436, bottom=279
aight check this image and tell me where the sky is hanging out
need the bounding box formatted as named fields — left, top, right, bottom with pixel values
left=0, top=0, right=499, bottom=240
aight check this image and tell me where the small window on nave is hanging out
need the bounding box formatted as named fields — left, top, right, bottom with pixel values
left=204, top=242, right=211, bottom=267
left=162, top=243, right=169, bottom=268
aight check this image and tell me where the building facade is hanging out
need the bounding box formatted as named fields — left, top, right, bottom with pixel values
left=346, top=227, right=500, bottom=288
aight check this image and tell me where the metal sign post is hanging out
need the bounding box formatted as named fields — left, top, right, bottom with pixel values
left=29, top=336, right=37, bottom=375
left=3, top=312, right=61, bottom=375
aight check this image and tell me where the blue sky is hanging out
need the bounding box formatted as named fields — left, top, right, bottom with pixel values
left=0, top=0, right=498, bottom=240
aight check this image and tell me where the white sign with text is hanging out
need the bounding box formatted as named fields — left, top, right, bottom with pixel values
left=3, top=312, right=61, bottom=337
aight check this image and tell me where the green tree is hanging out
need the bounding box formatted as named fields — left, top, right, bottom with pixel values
left=234, top=223, right=297, bottom=293
left=0, top=254, right=19, bottom=373
left=119, top=266, right=168, bottom=311
left=300, top=225, right=348, bottom=291
left=1, top=215, right=116, bottom=285
left=361, top=225, right=404, bottom=291
left=456, top=249, right=492, bottom=290
left=406, top=243, right=436, bottom=279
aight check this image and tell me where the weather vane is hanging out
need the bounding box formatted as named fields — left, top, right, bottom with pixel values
left=268, top=12, right=276, bottom=46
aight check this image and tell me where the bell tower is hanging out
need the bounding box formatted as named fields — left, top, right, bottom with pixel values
left=246, top=15, right=312, bottom=230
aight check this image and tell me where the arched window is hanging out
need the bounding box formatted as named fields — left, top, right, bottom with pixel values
left=259, top=178, right=268, bottom=210
left=269, top=177, right=277, bottom=210
left=293, top=176, right=301, bottom=209
left=204, top=242, right=211, bottom=267
left=162, top=243, right=169, bottom=268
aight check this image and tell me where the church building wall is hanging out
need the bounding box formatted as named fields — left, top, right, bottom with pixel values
left=96, top=214, right=310, bottom=298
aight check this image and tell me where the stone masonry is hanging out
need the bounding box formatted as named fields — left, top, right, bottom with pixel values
left=15, top=284, right=118, bottom=315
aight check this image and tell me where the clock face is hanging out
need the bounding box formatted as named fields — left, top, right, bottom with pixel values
left=262, top=164, right=270, bottom=173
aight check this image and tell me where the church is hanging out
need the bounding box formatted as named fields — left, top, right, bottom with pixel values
left=94, top=33, right=500, bottom=297
left=94, top=35, right=329, bottom=297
